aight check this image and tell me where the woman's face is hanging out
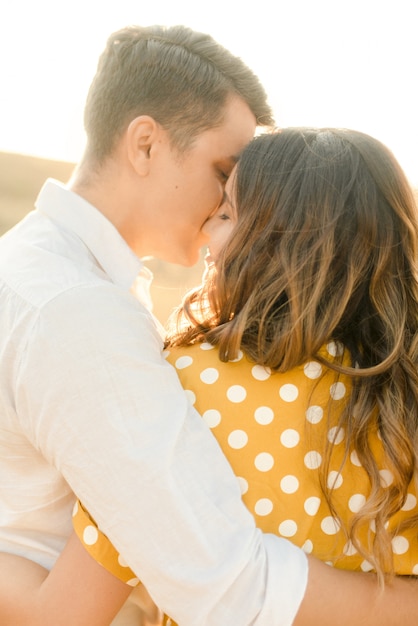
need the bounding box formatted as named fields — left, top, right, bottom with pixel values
left=202, top=165, right=238, bottom=264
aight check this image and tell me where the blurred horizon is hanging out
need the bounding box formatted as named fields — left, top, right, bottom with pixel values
left=0, top=150, right=203, bottom=324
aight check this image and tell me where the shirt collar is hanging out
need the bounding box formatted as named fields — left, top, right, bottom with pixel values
left=35, top=178, right=151, bottom=292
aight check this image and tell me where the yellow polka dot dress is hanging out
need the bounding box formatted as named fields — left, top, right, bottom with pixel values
left=72, top=341, right=418, bottom=621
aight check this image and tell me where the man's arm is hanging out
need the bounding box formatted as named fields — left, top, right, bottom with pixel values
left=296, top=555, right=418, bottom=626
left=16, top=285, right=307, bottom=625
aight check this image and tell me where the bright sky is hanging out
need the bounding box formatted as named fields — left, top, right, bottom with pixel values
left=1, top=0, right=417, bottom=185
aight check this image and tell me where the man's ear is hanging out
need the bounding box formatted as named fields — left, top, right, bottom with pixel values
left=125, top=116, right=160, bottom=176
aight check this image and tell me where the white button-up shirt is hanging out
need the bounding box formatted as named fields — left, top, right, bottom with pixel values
left=0, top=179, right=308, bottom=625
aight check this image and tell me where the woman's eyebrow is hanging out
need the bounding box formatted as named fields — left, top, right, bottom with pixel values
left=221, top=191, right=236, bottom=213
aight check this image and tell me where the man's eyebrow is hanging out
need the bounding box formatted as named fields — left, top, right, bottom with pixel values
left=221, top=153, right=240, bottom=169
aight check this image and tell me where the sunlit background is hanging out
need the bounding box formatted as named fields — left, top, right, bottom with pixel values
left=1, top=0, right=417, bottom=185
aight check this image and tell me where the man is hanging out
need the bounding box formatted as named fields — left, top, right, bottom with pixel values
left=0, top=24, right=308, bottom=625
left=1, top=24, right=418, bottom=626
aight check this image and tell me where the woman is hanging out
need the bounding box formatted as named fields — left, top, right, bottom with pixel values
left=2, top=128, right=418, bottom=624
left=163, top=127, right=418, bottom=582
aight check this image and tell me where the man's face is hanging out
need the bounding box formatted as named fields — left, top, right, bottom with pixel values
left=138, top=95, right=256, bottom=266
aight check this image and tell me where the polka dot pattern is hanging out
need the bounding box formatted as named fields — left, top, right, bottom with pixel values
left=401, top=493, right=417, bottom=511
left=279, top=519, right=298, bottom=537
left=72, top=500, right=139, bottom=587
left=226, top=385, right=247, bottom=403
left=255, top=498, right=273, bottom=516
left=280, top=475, right=299, bottom=494
left=202, top=409, right=221, bottom=428
left=304, top=450, right=322, bottom=470
left=251, top=364, right=271, bottom=381
left=304, top=496, right=321, bottom=516
left=304, top=361, right=322, bottom=379
left=349, top=494, right=366, bottom=513
left=254, top=452, right=274, bottom=472
left=280, top=429, right=300, bottom=448
left=83, top=525, right=99, bottom=545
left=200, top=367, right=219, bottom=384
left=306, top=405, right=323, bottom=424
left=327, top=471, right=343, bottom=489
left=175, top=355, right=193, bottom=370
left=279, top=383, right=299, bottom=402
left=228, top=429, right=248, bottom=449
left=254, top=406, right=274, bottom=425
left=392, top=536, right=409, bottom=555
left=72, top=342, right=418, bottom=601
left=330, top=382, right=346, bottom=400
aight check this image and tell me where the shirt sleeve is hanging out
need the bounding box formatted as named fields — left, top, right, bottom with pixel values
left=15, top=283, right=308, bottom=626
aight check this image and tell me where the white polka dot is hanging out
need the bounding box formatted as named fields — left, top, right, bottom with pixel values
left=392, top=536, right=409, bottom=555
left=327, top=341, right=344, bottom=357
left=127, top=577, right=141, bottom=587
left=227, top=385, right=247, bottom=403
left=162, top=349, right=170, bottom=359
left=380, top=469, right=394, bottom=487
left=72, top=501, right=79, bottom=516
left=401, top=493, right=417, bottom=511
left=370, top=520, right=376, bottom=533
left=202, top=409, right=221, bottom=428
left=327, top=426, right=345, bottom=444
left=280, top=429, right=300, bottom=448
left=350, top=450, right=362, bottom=466
left=349, top=493, right=366, bottom=513
left=228, top=429, right=248, bottom=449
left=118, top=554, right=129, bottom=568
left=83, top=525, right=99, bottom=546
left=229, top=350, right=243, bottom=362
left=279, top=520, right=298, bottom=537
left=279, top=383, right=299, bottom=402
left=330, top=382, right=346, bottom=400
left=200, top=367, right=219, bottom=384
left=255, top=452, right=274, bottom=472
left=327, top=471, right=343, bottom=489
left=412, top=564, right=418, bottom=575
left=305, top=405, right=324, bottom=424
left=254, top=406, right=274, bottom=425
left=343, top=541, right=358, bottom=556
left=321, top=516, right=341, bottom=535
left=280, top=475, right=299, bottom=494
left=236, top=476, right=248, bottom=494
left=302, top=539, right=313, bottom=553
left=251, top=364, right=271, bottom=381
left=361, top=560, right=374, bottom=572
left=304, top=450, right=322, bottom=469
left=184, top=389, right=196, bottom=405
left=304, top=496, right=321, bottom=516
left=200, top=342, right=215, bottom=350
left=304, top=361, right=322, bottom=379
left=255, top=498, right=274, bottom=516
left=175, top=355, right=193, bottom=369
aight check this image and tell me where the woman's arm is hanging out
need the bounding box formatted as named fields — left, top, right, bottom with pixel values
left=0, top=532, right=145, bottom=626
left=1, top=533, right=418, bottom=626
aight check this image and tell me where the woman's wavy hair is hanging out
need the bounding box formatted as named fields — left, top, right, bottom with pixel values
left=167, top=128, right=418, bottom=582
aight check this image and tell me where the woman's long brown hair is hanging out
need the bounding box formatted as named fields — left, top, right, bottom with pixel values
left=167, top=128, right=418, bottom=582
